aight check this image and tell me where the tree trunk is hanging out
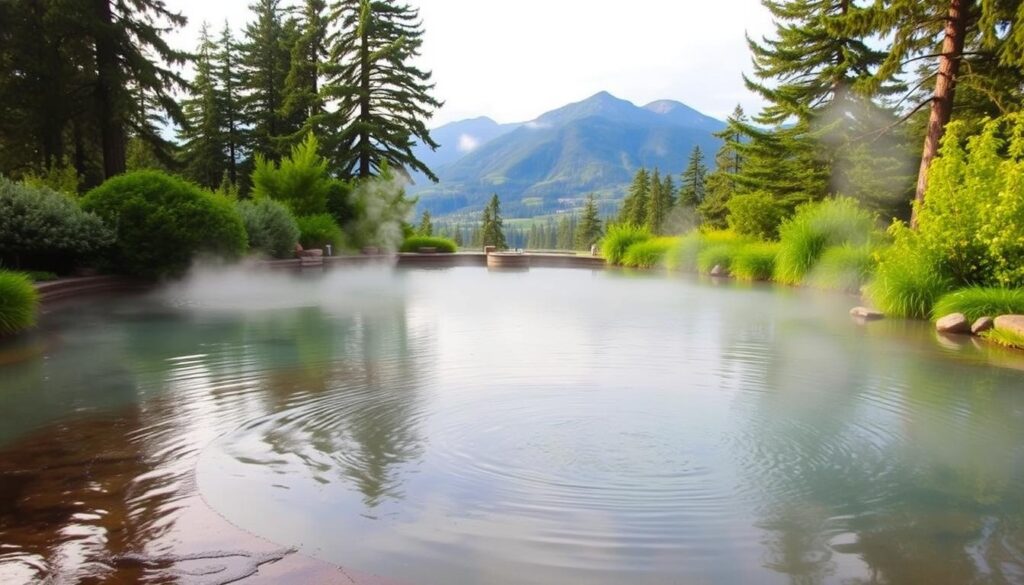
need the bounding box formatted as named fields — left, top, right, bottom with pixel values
left=911, top=0, right=970, bottom=228
left=93, top=0, right=126, bottom=178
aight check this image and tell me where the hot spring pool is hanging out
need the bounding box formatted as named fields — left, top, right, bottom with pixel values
left=2, top=266, right=1024, bottom=584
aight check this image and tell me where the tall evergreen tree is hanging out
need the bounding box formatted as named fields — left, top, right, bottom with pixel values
left=323, top=0, right=442, bottom=179
left=679, top=146, right=707, bottom=207
left=480, top=194, right=507, bottom=249
left=281, top=0, right=328, bottom=146
left=618, top=168, right=650, bottom=226
left=646, top=168, right=670, bottom=234
left=180, top=24, right=228, bottom=188
left=215, top=22, right=244, bottom=185
left=417, top=209, right=433, bottom=236
left=240, top=0, right=296, bottom=160
left=576, top=194, right=603, bottom=249
left=556, top=215, right=575, bottom=250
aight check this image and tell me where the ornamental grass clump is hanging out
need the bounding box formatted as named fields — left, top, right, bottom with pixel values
left=808, top=245, right=876, bottom=293
left=774, top=197, right=877, bottom=286
left=399, top=236, right=457, bottom=253
left=982, top=327, right=1024, bottom=349
left=621, top=237, right=679, bottom=268
left=697, top=244, right=742, bottom=274
left=665, top=229, right=749, bottom=272
left=601, top=224, right=651, bottom=265
left=931, top=287, right=1024, bottom=322
left=731, top=242, right=780, bottom=281
left=0, top=270, right=39, bottom=336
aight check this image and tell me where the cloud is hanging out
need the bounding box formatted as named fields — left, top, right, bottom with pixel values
left=457, top=133, right=480, bottom=153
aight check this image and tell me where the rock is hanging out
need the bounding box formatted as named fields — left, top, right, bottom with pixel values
left=971, top=316, right=995, bottom=335
left=850, top=306, right=884, bottom=320
left=935, top=312, right=971, bottom=334
left=994, top=314, right=1024, bottom=336
left=710, top=264, right=727, bottom=277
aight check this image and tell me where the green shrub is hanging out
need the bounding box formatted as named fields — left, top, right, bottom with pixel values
left=931, top=287, right=1024, bottom=321
left=0, top=270, right=39, bottom=336
left=866, top=237, right=952, bottom=318
left=665, top=229, right=750, bottom=272
left=81, top=171, right=247, bottom=278
left=251, top=133, right=331, bottom=216
left=808, top=245, right=876, bottom=292
left=237, top=198, right=300, bottom=259
left=727, top=191, right=784, bottom=240
left=732, top=242, right=779, bottom=281
left=400, top=235, right=457, bottom=253
left=621, top=237, right=679, bottom=268
left=19, top=271, right=58, bottom=282
left=697, top=243, right=742, bottom=274
left=774, top=197, right=877, bottom=285
left=296, top=214, right=344, bottom=250
left=601, top=224, right=651, bottom=265
left=982, top=327, right=1024, bottom=349
left=0, top=176, right=114, bottom=273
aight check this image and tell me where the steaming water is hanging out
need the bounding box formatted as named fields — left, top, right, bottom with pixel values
left=2, top=266, right=1024, bottom=584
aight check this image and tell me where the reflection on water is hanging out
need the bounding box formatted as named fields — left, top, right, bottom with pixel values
left=1, top=266, right=1024, bottom=584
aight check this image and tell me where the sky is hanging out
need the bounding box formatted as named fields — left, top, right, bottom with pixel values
left=168, top=0, right=776, bottom=127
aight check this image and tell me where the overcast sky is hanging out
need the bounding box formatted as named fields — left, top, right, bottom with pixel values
left=168, top=0, right=776, bottom=126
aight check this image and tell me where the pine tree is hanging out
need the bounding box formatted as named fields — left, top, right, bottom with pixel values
left=323, top=0, right=442, bottom=180
left=240, top=0, right=296, bottom=160
left=281, top=0, right=328, bottom=147
left=646, top=168, right=668, bottom=234
left=180, top=24, right=228, bottom=188
left=480, top=194, right=507, bottom=249
left=417, top=210, right=433, bottom=236
left=679, top=146, right=708, bottom=207
left=556, top=215, right=574, bottom=250
left=576, top=194, right=603, bottom=249
left=618, top=168, right=650, bottom=226
left=215, top=22, right=244, bottom=185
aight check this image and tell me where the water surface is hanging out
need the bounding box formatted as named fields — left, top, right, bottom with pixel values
left=2, top=266, right=1023, bottom=584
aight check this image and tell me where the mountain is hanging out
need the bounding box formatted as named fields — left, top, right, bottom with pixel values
left=409, top=116, right=520, bottom=185
left=410, top=91, right=725, bottom=218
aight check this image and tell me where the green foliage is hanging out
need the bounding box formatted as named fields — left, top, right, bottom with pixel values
left=237, top=198, right=300, bottom=259
left=21, top=158, right=81, bottom=195
left=774, top=197, right=877, bottom=285
left=81, top=171, right=247, bottom=277
left=19, top=270, right=58, bottom=282
left=0, top=270, right=39, bottom=336
left=399, top=236, right=457, bottom=253
left=251, top=133, right=330, bottom=216
left=296, top=214, right=344, bottom=250
left=0, top=177, right=114, bottom=273
left=932, top=287, right=1024, bottom=322
left=981, top=327, right=1024, bottom=349
left=417, top=210, right=433, bottom=236
left=679, top=146, right=707, bottom=207
left=697, top=243, right=742, bottom=274
left=732, top=242, right=779, bottom=281
left=808, top=245, right=876, bottom=292
left=618, top=169, right=650, bottom=227
left=621, top=237, right=679, bottom=268
left=480, top=194, right=507, bottom=249
left=665, top=229, right=750, bottom=272
left=867, top=236, right=952, bottom=318
left=727, top=191, right=784, bottom=240
left=576, top=194, right=603, bottom=249
left=601, top=224, right=652, bottom=265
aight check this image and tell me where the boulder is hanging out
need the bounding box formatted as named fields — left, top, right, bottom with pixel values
left=971, top=316, right=995, bottom=335
left=850, top=306, right=884, bottom=320
left=935, top=312, right=970, bottom=334
left=994, top=314, right=1024, bottom=336
left=710, top=264, right=728, bottom=277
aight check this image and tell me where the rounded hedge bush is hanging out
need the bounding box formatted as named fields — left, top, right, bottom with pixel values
left=0, top=270, right=39, bottom=337
left=296, top=214, right=344, bottom=250
left=0, top=176, right=114, bottom=273
left=81, top=171, right=247, bottom=278
left=237, top=198, right=300, bottom=259
left=399, top=235, right=457, bottom=253
left=727, top=191, right=784, bottom=240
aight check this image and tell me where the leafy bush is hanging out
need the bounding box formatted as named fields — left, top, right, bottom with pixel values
left=601, top=224, right=652, bottom=265
left=0, top=270, right=39, bottom=336
left=19, top=271, right=58, bottom=282
left=296, top=214, right=344, bottom=250
left=732, top=242, right=779, bottom=281
left=808, top=245, right=876, bottom=292
left=251, top=133, right=331, bottom=216
left=982, top=327, right=1024, bottom=349
left=697, top=243, right=742, bottom=274
left=931, top=287, right=1024, bottom=321
left=727, top=191, right=784, bottom=240
left=399, top=235, right=457, bottom=253
left=621, top=237, right=679, bottom=268
left=237, top=198, right=300, bottom=259
left=866, top=235, right=952, bottom=318
left=81, top=171, right=247, bottom=278
left=326, top=179, right=358, bottom=229
left=665, top=229, right=750, bottom=272
left=774, top=197, right=877, bottom=285
left=0, top=176, right=114, bottom=273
